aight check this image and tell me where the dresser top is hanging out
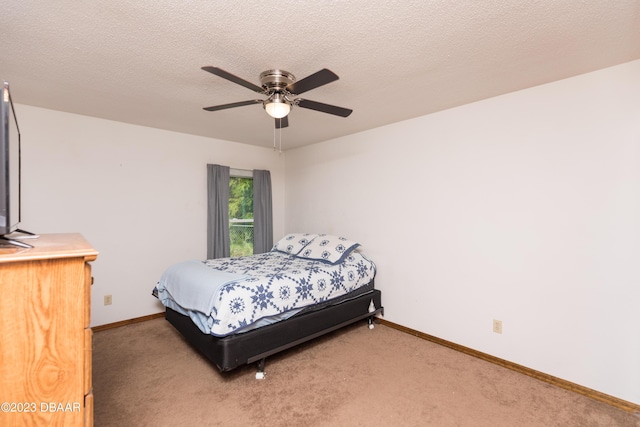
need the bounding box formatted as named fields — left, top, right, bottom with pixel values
left=0, top=233, right=98, bottom=263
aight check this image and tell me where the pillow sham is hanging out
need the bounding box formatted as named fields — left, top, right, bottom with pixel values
left=297, top=234, right=360, bottom=265
left=271, top=233, right=318, bottom=255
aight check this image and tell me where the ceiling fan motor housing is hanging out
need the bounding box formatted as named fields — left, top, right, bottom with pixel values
left=259, top=70, right=295, bottom=91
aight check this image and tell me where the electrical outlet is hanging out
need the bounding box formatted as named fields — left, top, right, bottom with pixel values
left=104, top=295, right=112, bottom=306
left=493, top=319, right=502, bottom=334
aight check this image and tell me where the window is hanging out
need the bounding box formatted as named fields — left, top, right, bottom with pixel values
left=229, top=175, right=253, bottom=257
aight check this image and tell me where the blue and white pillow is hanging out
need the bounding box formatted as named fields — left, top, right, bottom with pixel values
left=271, top=233, right=318, bottom=255
left=297, top=235, right=360, bottom=265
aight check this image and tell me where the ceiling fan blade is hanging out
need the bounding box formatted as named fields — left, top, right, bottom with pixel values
left=203, top=99, right=263, bottom=111
left=201, top=66, right=264, bottom=93
left=275, top=116, right=289, bottom=129
left=297, top=99, right=353, bottom=117
left=287, top=69, right=339, bottom=95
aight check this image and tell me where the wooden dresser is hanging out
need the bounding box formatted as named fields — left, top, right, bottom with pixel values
left=0, top=234, right=98, bottom=427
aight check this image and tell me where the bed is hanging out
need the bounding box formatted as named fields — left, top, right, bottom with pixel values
left=154, top=233, right=383, bottom=378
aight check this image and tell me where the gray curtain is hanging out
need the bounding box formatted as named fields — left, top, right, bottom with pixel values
left=253, top=169, right=273, bottom=254
left=207, top=164, right=230, bottom=259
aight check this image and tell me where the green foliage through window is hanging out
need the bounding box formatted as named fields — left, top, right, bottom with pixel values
left=229, top=177, right=254, bottom=257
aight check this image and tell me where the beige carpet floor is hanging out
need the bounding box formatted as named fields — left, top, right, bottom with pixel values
left=93, top=318, right=640, bottom=426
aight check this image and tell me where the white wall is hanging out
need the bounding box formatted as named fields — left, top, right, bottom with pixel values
left=17, top=106, right=285, bottom=327
left=284, top=60, right=640, bottom=404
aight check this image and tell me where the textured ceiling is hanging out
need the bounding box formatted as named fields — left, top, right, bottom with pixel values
left=1, top=1, right=639, bottom=150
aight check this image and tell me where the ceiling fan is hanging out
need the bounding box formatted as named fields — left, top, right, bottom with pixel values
left=201, top=67, right=353, bottom=129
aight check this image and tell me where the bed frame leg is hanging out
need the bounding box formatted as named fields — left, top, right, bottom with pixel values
left=368, top=317, right=375, bottom=330
left=255, top=358, right=266, bottom=380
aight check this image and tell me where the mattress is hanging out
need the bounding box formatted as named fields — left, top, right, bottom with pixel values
left=155, top=249, right=376, bottom=337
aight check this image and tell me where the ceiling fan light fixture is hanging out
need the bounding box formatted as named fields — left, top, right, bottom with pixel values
left=264, top=93, right=291, bottom=119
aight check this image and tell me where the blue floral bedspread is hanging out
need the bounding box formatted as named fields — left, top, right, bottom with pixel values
left=156, top=250, right=376, bottom=337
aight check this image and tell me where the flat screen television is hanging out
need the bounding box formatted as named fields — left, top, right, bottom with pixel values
left=0, top=81, right=32, bottom=248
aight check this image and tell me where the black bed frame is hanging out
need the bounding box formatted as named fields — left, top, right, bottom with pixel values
left=165, top=289, right=383, bottom=377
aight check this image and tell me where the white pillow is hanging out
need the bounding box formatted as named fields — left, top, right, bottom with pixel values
left=297, top=235, right=360, bottom=265
left=271, top=233, right=318, bottom=255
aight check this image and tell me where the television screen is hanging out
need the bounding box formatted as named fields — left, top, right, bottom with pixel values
left=0, top=81, right=21, bottom=236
